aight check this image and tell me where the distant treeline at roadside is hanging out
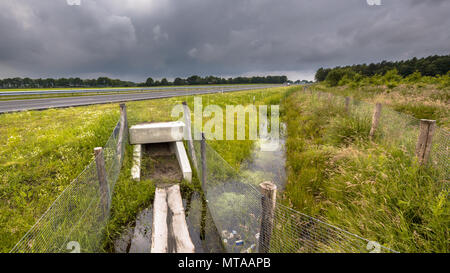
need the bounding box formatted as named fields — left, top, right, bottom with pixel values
left=0, top=75, right=288, bottom=89
left=315, top=55, right=450, bottom=86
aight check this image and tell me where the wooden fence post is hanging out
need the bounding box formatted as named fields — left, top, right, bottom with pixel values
left=182, top=102, right=198, bottom=171
left=94, top=147, right=110, bottom=212
left=120, top=103, right=128, bottom=131
left=200, top=133, right=207, bottom=192
left=259, top=181, right=277, bottom=253
left=415, top=119, right=436, bottom=165
left=117, top=103, right=127, bottom=162
left=345, top=97, right=350, bottom=113
left=369, top=103, right=382, bottom=140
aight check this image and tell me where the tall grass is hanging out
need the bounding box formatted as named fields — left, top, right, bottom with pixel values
left=282, top=91, right=449, bottom=252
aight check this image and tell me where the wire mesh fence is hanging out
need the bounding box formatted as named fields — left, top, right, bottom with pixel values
left=10, top=116, right=127, bottom=253
left=191, top=138, right=398, bottom=253
left=304, top=89, right=449, bottom=182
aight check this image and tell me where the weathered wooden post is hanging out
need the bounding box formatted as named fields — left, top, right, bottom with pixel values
left=259, top=181, right=277, bottom=253
left=117, top=103, right=127, bottom=162
left=182, top=102, right=198, bottom=171
left=415, top=119, right=436, bottom=165
left=369, top=103, right=382, bottom=140
left=345, top=97, right=350, bottom=113
left=94, top=147, right=110, bottom=212
left=120, top=103, right=128, bottom=131
left=200, top=132, right=207, bottom=192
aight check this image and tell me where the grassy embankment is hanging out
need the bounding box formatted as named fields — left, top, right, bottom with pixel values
left=281, top=76, right=448, bottom=252
left=0, top=86, right=291, bottom=252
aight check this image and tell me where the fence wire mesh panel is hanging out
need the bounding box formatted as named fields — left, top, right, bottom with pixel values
left=10, top=118, right=126, bottom=253
left=306, top=90, right=449, bottom=183
left=191, top=138, right=397, bottom=253
left=269, top=204, right=395, bottom=253
left=193, top=140, right=263, bottom=253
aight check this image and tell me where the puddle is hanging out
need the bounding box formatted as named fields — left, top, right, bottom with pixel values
left=241, top=122, right=287, bottom=190
left=113, top=191, right=224, bottom=253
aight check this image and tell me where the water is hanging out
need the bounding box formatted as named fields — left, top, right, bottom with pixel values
left=241, top=122, right=287, bottom=190
left=113, top=190, right=224, bottom=253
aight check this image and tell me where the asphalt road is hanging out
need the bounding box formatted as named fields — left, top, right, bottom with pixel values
left=0, top=85, right=267, bottom=96
left=0, top=85, right=279, bottom=113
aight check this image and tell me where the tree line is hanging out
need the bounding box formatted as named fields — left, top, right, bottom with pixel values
left=315, top=55, right=450, bottom=85
left=142, top=75, right=288, bottom=86
left=0, top=75, right=288, bottom=89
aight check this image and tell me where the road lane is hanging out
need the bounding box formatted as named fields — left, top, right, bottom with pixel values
left=0, top=85, right=279, bottom=113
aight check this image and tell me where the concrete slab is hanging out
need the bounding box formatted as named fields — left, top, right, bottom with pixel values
left=129, top=121, right=185, bottom=145
left=171, top=141, right=192, bottom=182
left=131, top=144, right=142, bottom=181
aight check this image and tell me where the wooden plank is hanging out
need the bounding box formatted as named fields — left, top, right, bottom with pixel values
left=167, top=184, right=195, bottom=253
left=151, top=187, right=169, bottom=253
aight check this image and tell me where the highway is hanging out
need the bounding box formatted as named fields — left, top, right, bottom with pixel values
left=0, top=85, right=279, bottom=113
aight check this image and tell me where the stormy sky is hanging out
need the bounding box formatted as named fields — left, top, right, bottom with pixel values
left=0, top=0, right=449, bottom=82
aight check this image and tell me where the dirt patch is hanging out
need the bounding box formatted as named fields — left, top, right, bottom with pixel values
left=141, top=142, right=183, bottom=186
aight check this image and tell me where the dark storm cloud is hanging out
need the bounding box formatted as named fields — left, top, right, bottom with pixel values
left=0, top=0, right=449, bottom=81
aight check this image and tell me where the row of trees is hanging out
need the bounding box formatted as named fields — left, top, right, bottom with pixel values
left=315, top=55, right=450, bottom=83
left=0, top=75, right=288, bottom=89
left=142, top=75, right=288, bottom=86
left=0, top=77, right=136, bottom=89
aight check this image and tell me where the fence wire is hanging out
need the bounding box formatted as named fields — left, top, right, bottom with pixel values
left=307, top=89, right=449, bottom=182
left=192, top=138, right=397, bottom=253
left=10, top=117, right=127, bottom=253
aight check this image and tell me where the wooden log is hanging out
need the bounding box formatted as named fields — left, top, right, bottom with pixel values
left=415, top=119, right=436, bottom=165
left=167, top=184, right=195, bottom=253
left=182, top=102, right=198, bottom=171
left=151, top=187, right=169, bottom=253
left=94, top=147, right=110, bottom=212
left=201, top=132, right=207, bottom=191
left=369, top=103, right=382, bottom=140
left=259, top=181, right=277, bottom=253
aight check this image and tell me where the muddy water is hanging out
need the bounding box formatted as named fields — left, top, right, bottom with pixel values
left=114, top=191, right=224, bottom=253
left=241, top=122, right=287, bottom=190
left=114, top=142, right=223, bottom=253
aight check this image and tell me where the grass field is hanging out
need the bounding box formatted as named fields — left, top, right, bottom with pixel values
left=0, top=86, right=290, bottom=252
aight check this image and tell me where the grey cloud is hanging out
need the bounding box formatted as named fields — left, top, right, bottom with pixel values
left=0, top=0, right=449, bottom=81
